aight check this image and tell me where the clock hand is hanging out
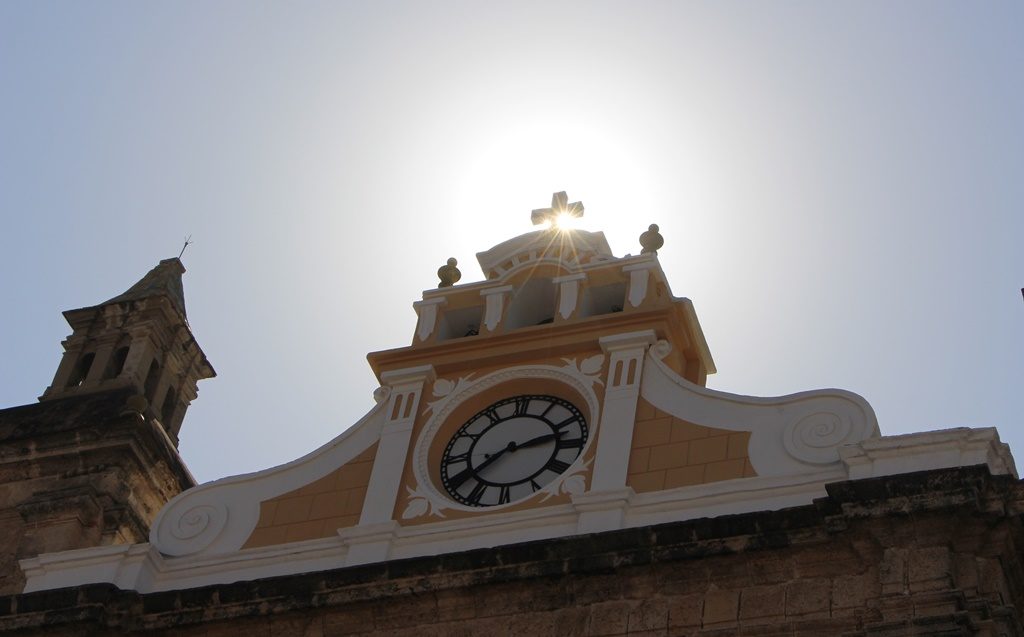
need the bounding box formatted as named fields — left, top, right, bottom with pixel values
left=451, top=440, right=517, bottom=487
left=513, top=429, right=566, bottom=451
left=461, top=431, right=569, bottom=486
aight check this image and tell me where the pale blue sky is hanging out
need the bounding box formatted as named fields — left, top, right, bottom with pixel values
left=1, top=2, right=1021, bottom=483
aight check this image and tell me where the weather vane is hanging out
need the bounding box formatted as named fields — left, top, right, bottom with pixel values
left=178, top=235, right=193, bottom=259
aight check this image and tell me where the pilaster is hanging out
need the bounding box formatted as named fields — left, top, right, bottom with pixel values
left=359, top=365, right=435, bottom=526
left=589, top=330, right=658, bottom=494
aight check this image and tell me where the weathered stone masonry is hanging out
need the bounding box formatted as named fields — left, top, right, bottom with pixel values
left=1, top=466, right=1021, bottom=636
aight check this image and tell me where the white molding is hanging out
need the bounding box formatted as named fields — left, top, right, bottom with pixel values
left=589, top=331, right=657, bottom=492
left=641, top=341, right=879, bottom=476
left=21, top=423, right=1015, bottom=594
left=839, top=427, right=1017, bottom=480
left=149, top=396, right=388, bottom=558
left=553, top=273, right=587, bottom=320
left=480, top=285, right=513, bottom=332
left=475, top=229, right=613, bottom=278
left=572, top=487, right=635, bottom=534
left=413, top=297, right=446, bottom=342
left=339, top=521, right=399, bottom=566
left=622, top=260, right=661, bottom=308
left=360, top=367, right=433, bottom=526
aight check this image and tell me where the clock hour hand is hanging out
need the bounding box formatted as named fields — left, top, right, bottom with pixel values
left=513, top=429, right=566, bottom=451
left=465, top=440, right=517, bottom=480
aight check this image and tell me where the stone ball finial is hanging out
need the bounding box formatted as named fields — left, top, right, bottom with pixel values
left=639, top=224, right=664, bottom=255
left=437, top=257, right=462, bottom=288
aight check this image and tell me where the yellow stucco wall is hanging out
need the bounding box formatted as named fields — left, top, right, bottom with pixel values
left=242, top=444, right=377, bottom=548
left=627, top=399, right=755, bottom=492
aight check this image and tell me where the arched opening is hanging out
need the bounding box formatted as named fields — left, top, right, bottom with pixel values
left=161, top=386, right=178, bottom=424
left=578, top=282, right=626, bottom=319
left=65, top=352, right=95, bottom=387
left=143, top=360, right=161, bottom=402
left=106, top=346, right=130, bottom=379
left=504, top=279, right=557, bottom=330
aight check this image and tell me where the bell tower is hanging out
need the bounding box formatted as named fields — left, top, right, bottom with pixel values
left=0, top=257, right=213, bottom=593
left=41, top=257, right=215, bottom=445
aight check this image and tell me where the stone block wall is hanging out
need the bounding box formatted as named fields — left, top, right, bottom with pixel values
left=0, top=390, right=194, bottom=595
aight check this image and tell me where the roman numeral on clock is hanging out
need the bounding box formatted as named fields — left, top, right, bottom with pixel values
left=513, top=397, right=530, bottom=416
left=546, top=459, right=571, bottom=474
left=466, top=481, right=488, bottom=505
left=557, top=437, right=584, bottom=450
left=553, top=416, right=579, bottom=430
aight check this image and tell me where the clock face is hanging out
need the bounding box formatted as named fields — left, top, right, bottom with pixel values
left=440, top=395, right=588, bottom=507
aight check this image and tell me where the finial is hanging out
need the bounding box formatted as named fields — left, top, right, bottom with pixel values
left=531, top=191, right=584, bottom=227
left=639, top=224, right=664, bottom=255
left=437, top=257, right=461, bottom=288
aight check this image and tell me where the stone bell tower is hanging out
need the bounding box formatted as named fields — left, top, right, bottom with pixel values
left=0, top=258, right=213, bottom=594
left=40, top=257, right=215, bottom=445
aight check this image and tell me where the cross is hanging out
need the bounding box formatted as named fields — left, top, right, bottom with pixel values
left=531, top=191, right=584, bottom=226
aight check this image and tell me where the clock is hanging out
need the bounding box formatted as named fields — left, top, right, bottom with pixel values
left=440, top=394, right=588, bottom=507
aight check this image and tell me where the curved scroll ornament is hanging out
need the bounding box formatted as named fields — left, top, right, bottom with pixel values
left=151, top=499, right=232, bottom=557
left=641, top=346, right=879, bottom=477
left=784, top=411, right=859, bottom=464
left=150, top=387, right=390, bottom=557
left=651, top=339, right=673, bottom=360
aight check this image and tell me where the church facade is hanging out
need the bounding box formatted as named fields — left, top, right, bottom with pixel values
left=1, top=194, right=1021, bottom=635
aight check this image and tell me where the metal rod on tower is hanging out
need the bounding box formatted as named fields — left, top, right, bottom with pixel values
left=178, top=235, right=193, bottom=259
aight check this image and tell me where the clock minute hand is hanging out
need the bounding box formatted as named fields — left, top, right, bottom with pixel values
left=514, top=430, right=566, bottom=451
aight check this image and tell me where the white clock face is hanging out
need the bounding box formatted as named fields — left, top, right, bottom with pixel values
left=440, top=395, right=588, bottom=507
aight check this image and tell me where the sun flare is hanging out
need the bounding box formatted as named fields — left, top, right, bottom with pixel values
left=553, top=211, right=579, bottom=230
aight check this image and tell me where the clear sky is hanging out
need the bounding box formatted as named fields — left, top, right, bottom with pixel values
left=1, top=2, right=1021, bottom=483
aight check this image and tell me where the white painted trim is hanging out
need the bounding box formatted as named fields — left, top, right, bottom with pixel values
left=553, top=273, right=587, bottom=320
left=589, top=331, right=657, bottom=492
left=840, top=427, right=1017, bottom=480
left=475, top=229, right=613, bottom=278
left=361, top=367, right=433, bottom=525
left=149, top=397, right=387, bottom=557
left=22, top=421, right=1015, bottom=595
left=480, top=285, right=513, bottom=332
left=641, top=340, right=880, bottom=476
left=413, top=297, right=446, bottom=342
left=149, top=366, right=432, bottom=558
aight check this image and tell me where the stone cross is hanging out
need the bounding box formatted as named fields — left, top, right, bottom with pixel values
left=531, top=191, right=584, bottom=226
